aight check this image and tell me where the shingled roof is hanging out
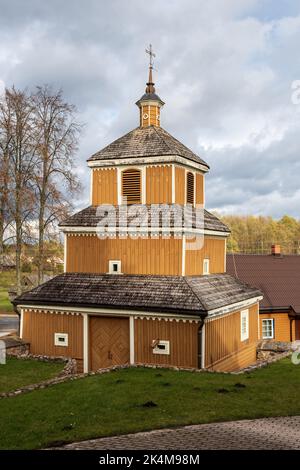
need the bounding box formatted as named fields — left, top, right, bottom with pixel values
left=59, top=205, right=229, bottom=234
left=227, top=253, right=300, bottom=313
left=14, top=273, right=261, bottom=316
left=88, top=126, right=209, bottom=168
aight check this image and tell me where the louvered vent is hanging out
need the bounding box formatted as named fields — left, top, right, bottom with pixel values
left=122, top=168, right=141, bottom=204
left=186, top=172, right=194, bottom=205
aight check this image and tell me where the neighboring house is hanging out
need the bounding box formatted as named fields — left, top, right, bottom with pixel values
left=0, top=254, right=16, bottom=271
left=9, top=274, right=54, bottom=301
left=14, top=60, right=262, bottom=373
left=227, top=245, right=300, bottom=343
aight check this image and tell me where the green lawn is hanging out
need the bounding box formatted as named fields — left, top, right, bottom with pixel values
left=0, top=358, right=299, bottom=449
left=0, top=357, right=64, bottom=394
left=0, top=271, right=15, bottom=313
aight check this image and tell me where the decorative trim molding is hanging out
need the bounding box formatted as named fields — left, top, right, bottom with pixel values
left=206, top=298, right=262, bottom=320
left=20, top=304, right=202, bottom=322
left=60, top=226, right=230, bottom=238
left=87, top=154, right=209, bottom=173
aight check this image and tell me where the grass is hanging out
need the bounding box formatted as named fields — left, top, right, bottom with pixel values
left=0, top=357, right=64, bottom=394
left=0, top=271, right=15, bottom=313
left=0, top=358, right=299, bottom=449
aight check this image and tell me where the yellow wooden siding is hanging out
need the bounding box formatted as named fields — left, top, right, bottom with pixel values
left=66, top=234, right=182, bottom=275
left=196, top=173, right=204, bottom=205
left=22, top=310, right=83, bottom=371
left=205, top=303, right=259, bottom=371
left=146, top=166, right=172, bottom=204
left=149, top=106, right=158, bottom=126
left=175, top=167, right=185, bottom=204
left=134, top=318, right=199, bottom=368
left=92, top=168, right=117, bottom=205
left=260, top=313, right=294, bottom=342
left=185, top=237, right=226, bottom=275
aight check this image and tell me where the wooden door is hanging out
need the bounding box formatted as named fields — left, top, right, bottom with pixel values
left=89, top=316, right=130, bottom=371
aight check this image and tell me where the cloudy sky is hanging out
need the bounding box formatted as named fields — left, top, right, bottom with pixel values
left=0, top=0, right=300, bottom=217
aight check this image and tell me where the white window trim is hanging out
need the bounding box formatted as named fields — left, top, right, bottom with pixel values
left=54, top=333, right=68, bottom=347
left=203, top=258, right=210, bottom=275
left=108, top=260, right=122, bottom=274
left=262, top=318, right=274, bottom=339
left=153, top=340, right=170, bottom=355
left=240, top=309, right=249, bottom=342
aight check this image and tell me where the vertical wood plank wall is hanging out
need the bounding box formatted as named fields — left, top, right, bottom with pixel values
left=175, top=167, right=185, bottom=204
left=185, top=237, right=226, bottom=275
left=195, top=173, right=204, bottom=205
left=205, top=303, right=259, bottom=371
left=66, top=235, right=183, bottom=275
left=66, top=235, right=226, bottom=275
left=146, top=166, right=172, bottom=204
left=22, top=310, right=83, bottom=371
left=260, top=313, right=294, bottom=342
left=134, top=318, right=199, bottom=368
left=91, top=165, right=205, bottom=206
left=92, top=168, right=117, bottom=205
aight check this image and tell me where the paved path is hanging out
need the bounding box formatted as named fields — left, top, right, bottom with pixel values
left=60, top=416, right=300, bottom=450
left=0, top=314, right=19, bottom=337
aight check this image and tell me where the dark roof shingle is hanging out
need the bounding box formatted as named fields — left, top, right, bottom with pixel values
left=88, top=126, right=209, bottom=168
left=14, top=273, right=260, bottom=316
left=59, top=205, right=230, bottom=234
left=227, top=254, right=300, bottom=312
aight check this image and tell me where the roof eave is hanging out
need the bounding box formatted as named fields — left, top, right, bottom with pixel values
left=14, top=299, right=206, bottom=318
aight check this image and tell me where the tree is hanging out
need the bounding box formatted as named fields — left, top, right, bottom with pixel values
left=4, top=87, right=37, bottom=294
left=32, top=85, right=81, bottom=283
left=0, top=92, right=12, bottom=266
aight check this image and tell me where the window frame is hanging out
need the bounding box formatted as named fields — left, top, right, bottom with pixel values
left=153, top=340, right=170, bottom=355
left=240, top=309, right=249, bottom=342
left=203, top=258, right=210, bottom=275
left=108, top=260, right=122, bottom=274
left=54, top=333, right=68, bottom=347
left=262, top=318, right=274, bottom=339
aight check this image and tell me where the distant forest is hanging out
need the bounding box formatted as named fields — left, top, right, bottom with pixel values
left=220, top=215, right=300, bottom=254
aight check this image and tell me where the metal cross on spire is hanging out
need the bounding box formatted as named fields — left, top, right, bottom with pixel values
left=145, top=44, right=156, bottom=68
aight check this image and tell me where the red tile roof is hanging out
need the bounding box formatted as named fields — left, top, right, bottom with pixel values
left=227, top=254, right=300, bottom=312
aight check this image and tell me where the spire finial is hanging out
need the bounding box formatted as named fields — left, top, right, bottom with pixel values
left=145, top=44, right=156, bottom=94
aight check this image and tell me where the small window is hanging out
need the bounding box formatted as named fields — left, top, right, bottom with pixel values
left=262, top=319, right=274, bottom=339
left=186, top=172, right=195, bottom=205
left=203, top=258, right=210, bottom=275
left=240, top=309, right=249, bottom=341
left=122, top=168, right=141, bottom=205
left=152, top=340, right=170, bottom=355
left=108, top=260, right=122, bottom=274
left=54, top=333, right=68, bottom=347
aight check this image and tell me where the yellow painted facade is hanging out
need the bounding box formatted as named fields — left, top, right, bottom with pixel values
left=260, top=312, right=295, bottom=342
left=66, top=234, right=225, bottom=276
left=205, top=303, right=259, bottom=371
left=91, top=165, right=205, bottom=207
